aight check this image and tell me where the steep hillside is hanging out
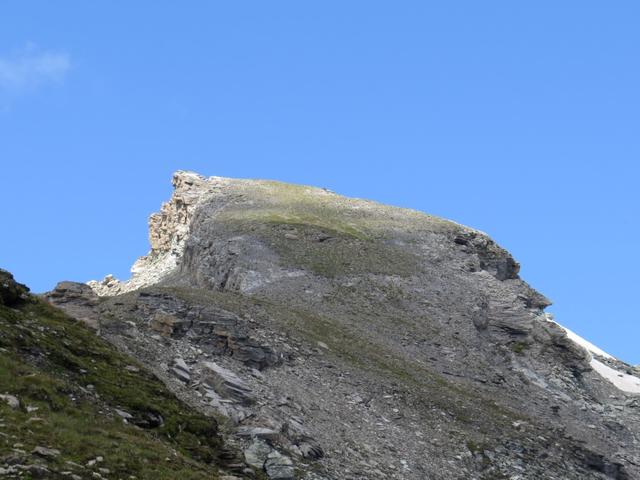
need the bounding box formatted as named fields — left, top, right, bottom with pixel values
left=0, top=269, right=245, bottom=480
left=47, top=171, right=640, bottom=479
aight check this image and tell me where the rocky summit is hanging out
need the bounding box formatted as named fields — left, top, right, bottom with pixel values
left=3, top=171, right=640, bottom=480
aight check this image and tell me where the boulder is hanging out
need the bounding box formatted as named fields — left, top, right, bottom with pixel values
left=226, top=335, right=278, bottom=370
left=202, top=361, right=255, bottom=404
left=299, top=442, right=324, bottom=459
left=45, top=281, right=96, bottom=304
left=264, top=451, right=295, bottom=480
left=0, top=269, right=29, bottom=306
left=244, top=439, right=272, bottom=469
left=0, top=394, right=20, bottom=409
left=32, top=446, right=61, bottom=457
left=44, top=281, right=100, bottom=328
left=236, top=426, right=279, bottom=440
left=150, top=312, right=189, bottom=338
left=171, top=358, right=191, bottom=382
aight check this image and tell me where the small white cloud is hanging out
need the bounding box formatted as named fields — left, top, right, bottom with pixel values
left=0, top=45, right=71, bottom=93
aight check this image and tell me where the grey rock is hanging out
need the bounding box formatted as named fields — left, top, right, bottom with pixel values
left=264, top=451, right=295, bottom=480
left=299, top=442, right=324, bottom=459
left=32, top=446, right=61, bottom=457
left=236, top=426, right=279, bottom=440
left=226, top=334, right=278, bottom=370
left=44, top=281, right=100, bottom=328
left=171, top=357, right=191, bottom=382
left=114, top=408, right=133, bottom=420
left=150, top=312, right=189, bottom=338
left=244, top=439, right=272, bottom=469
left=20, top=464, right=50, bottom=478
left=202, top=361, right=255, bottom=404
left=171, top=367, right=191, bottom=382
left=0, top=269, right=29, bottom=306
left=0, top=394, right=20, bottom=409
left=173, top=357, right=190, bottom=372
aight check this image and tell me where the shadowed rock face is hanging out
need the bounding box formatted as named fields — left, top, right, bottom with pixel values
left=0, top=269, right=29, bottom=306
left=48, top=172, right=639, bottom=480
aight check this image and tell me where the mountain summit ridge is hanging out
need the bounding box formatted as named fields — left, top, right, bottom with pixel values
left=87, top=171, right=630, bottom=369
left=45, top=171, right=640, bottom=479
left=89, top=170, right=510, bottom=295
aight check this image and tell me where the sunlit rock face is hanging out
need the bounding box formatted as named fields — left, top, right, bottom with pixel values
left=88, top=171, right=224, bottom=295
left=0, top=268, right=29, bottom=306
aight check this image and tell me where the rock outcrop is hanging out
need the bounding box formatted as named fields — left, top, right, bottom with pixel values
left=44, top=172, right=640, bottom=479
left=88, top=171, right=221, bottom=295
left=44, top=281, right=100, bottom=328
left=0, top=268, right=29, bottom=306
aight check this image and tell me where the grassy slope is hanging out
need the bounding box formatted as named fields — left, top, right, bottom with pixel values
left=159, top=287, right=521, bottom=437
left=0, top=297, right=232, bottom=480
left=213, top=180, right=463, bottom=278
left=220, top=180, right=460, bottom=239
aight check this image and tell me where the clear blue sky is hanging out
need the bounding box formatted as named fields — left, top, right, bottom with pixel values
left=1, top=2, right=638, bottom=363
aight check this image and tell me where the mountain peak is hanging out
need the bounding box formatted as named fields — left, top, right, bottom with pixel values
left=73, top=171, right=640, bottom=479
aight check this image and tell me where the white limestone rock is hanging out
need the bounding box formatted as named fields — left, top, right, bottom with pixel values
left=88, top=171, right=225, bottom=296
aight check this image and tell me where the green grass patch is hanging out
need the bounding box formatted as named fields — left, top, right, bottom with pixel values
left=510, top=341, right=529, bottom=354
left=0, top=299, right=232, bottom=479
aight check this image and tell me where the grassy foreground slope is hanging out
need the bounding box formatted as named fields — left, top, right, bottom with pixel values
left=0, top=270, right=235, bottom=480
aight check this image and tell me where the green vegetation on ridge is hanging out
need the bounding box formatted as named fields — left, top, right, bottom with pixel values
left=0, top=293, right=231, bottom=479
left=219, top=179, right=461, bottom=240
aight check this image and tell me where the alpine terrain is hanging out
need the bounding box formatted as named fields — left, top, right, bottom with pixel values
left=3, top=170, right=640, bottom=480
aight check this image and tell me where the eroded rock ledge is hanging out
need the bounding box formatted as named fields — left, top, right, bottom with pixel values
left=88, top=171, right=224, bottom=296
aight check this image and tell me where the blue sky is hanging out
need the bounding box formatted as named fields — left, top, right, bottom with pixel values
left=1, top=2, right=638, bottom=363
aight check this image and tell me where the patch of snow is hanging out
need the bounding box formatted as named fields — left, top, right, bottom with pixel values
left=545, top=314, right=639, bottom=395
left=590, top=358, right=640, bottom=394
left=558, top=324, right=613, bottom=360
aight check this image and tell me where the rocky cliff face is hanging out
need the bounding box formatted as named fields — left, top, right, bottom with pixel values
left=88, top=171, right=223, bottom=296
left=47, top=172, right=640, bottom=480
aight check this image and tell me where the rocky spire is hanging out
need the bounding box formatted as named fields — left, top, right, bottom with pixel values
left=88, top=171, right=217, bottom=296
